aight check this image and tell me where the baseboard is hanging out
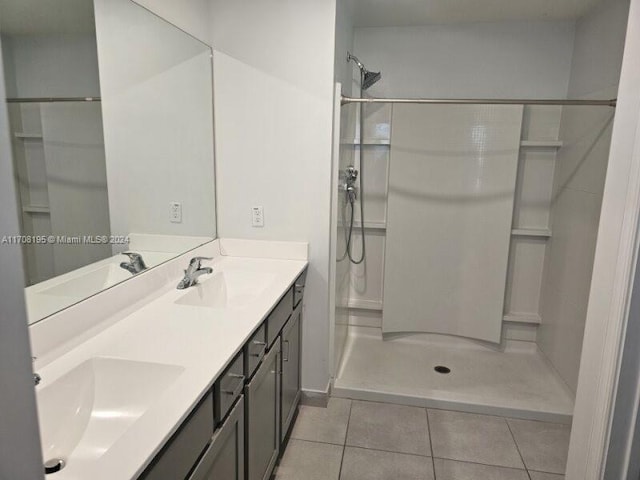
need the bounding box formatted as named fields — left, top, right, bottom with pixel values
left=301, top=386, right=331, bottom=407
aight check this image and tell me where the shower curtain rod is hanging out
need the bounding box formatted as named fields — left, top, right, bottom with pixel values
left=6, top=97, right=101, bottom=103
left=341, top=95, right=617, bottom=108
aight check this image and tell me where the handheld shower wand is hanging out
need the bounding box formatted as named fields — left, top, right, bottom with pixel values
left=340, top=53, right=382, bottom=265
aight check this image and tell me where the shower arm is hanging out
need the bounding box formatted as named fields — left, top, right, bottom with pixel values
left=346, top=52, right=367, bottom=72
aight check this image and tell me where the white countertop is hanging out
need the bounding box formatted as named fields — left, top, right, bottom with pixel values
left=33, top=248, right=307, bottom=480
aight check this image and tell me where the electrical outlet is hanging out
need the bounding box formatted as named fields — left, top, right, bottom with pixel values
left=170, top=202, right=182, bottom=223
left=252, top=206, right=264, bottom=227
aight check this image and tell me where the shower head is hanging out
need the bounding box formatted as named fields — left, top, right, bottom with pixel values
left=347, top=52, right=382, bottom=90
left=362, top=70, right=382, bottom=90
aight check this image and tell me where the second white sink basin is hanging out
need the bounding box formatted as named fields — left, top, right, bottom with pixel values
left=37, top=357, right=184, bottom=472
left=175, top=270, right=277, bottom=309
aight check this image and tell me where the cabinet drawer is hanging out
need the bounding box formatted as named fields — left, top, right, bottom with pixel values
left=214, top=352, right=245, bottom=425
left=139, top=391, right=214, bottom=480
left=293, top=269, right=307, bottom=307
left=245, top=323, right=267, bottom=379
left=266, top=288, right=293, bottom=347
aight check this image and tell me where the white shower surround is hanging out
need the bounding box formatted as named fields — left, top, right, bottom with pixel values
left=383, top=104, right=523, bottom=343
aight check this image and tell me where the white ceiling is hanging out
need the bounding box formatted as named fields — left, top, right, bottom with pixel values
left=350, top=0, right=603, bottom=27
left=0, top=0, right=96, bottom=35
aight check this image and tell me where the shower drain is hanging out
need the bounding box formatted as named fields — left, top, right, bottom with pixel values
left=44, top=459, right=65, bottom=475
left=434, top=365, right=451, bottom=374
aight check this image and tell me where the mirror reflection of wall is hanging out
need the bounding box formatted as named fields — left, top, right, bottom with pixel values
left=0, top=0, right=216, bottom=324
left=2, top=1, right=109, bottom=286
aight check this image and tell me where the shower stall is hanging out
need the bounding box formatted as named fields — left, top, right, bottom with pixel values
left=330, top=0, right=630, bottom=424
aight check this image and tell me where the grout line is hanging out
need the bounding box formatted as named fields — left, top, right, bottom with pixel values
left=425, top=408, right=437, bottom=478
left=505, top=418, right=530, bottom=475
left=289, top=438, right=348, bottom=448
left=432, top=456, right=530, bottom=473
left=529, top=469, right=566, bottom=476
left=345, top=444, right=433, bottom=459
left=338, top=400, right=354, bottom=480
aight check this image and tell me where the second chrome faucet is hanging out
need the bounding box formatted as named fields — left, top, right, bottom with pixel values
left=177, top=257, right=213, bottom=290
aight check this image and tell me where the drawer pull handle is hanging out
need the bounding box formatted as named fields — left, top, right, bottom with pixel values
left=250, top=345, right=266, bottom=362
left=223, top=374, right=245, bottom=397
left=295, top=285, right=304, bottom=294
left=283, top=340, right=290, bottom=362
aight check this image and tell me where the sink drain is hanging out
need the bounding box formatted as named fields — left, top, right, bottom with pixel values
left=434, top=365, right=451, bottom=374
left=44, top=459, right=65, bottom=475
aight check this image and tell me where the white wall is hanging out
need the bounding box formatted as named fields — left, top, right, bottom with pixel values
left=353, top=20, right=576, bottom=99
left=0, top=37, right=45, bottom=480
left=94, top=0, right=216, bottom=241
left=566, top=0, right=631, bottom=98
left=334, top=0, right=355, bottom=96
left=1, top=33, right=100, bottom=98
left=133, top=0, right=212, bottom=45
left=537, top=0, right=630, bottom=393
left=210, top=0, right=337, bottom=393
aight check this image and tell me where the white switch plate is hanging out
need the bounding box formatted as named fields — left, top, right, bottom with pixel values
left=252, top=206, right=264, bottom=227
left=170, top=202, right=182, bottom=223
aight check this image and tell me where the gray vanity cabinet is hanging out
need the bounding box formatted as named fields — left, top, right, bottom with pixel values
left=189, top=397, right=245, bottom=480
left=245, top=340, right=281, bottom=480
left=139, top=269, right=307, bottom=480
left=280, top=304, right=302, bottom=443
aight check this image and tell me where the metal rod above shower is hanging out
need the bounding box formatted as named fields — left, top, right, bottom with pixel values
left=341, top=95, right=617, bottom=108
left=6, top=97, right=101, bottom=103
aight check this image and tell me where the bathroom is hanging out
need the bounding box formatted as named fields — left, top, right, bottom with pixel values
left=1, top=0, right=640, bottom=479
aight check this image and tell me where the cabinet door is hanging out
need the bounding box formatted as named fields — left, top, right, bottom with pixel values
left=141, top=392, right=214, bottom=480
left=281, top=307, right=301, bottom=443
left=189, top=396, right=244, bottom=480
left=246, top=341, right=281, bottom=480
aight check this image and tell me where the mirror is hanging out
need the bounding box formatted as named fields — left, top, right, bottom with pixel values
left=0, top=0, right=216, bottom=324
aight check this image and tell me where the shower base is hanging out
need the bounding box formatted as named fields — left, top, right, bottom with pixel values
left=333, top=326, right=574, bottom=424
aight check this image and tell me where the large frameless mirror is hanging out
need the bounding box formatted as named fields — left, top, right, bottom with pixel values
left=0, top=0, right=216, bottom=324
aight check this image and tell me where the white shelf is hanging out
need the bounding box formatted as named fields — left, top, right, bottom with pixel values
left=341, top=138, right=391, bottom=146
left=338, top=221, right=387, bottom=231
left=503, top=313, right=542, bottom=324
left=511, top=228, right=552, bottom=238
left=14, top=132, right=43, bottom=139
left=356, top=221, right=386, bottom=231
left=22, top=205, right=50, bottom=214
left=520, top=140, right=563, bottom=148
left=339, top=299, right=383, bottom=311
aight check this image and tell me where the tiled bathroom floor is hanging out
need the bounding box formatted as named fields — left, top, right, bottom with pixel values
left=274, top=398, right=569, bottom=480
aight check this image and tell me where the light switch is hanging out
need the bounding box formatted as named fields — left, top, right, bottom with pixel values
left=252, top=206, right=264, bottom=227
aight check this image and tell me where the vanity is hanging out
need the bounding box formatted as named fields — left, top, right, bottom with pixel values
left=31, top=239, right=308, bottom=480
left=141, top=258, right=307, bottom=480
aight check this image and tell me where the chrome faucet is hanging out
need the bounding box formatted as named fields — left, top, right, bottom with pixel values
left=177, top=257, right=213, bottom=290
left=32, top=357, right=41, bottom=386
left=120, top=252, right=147, bottom=275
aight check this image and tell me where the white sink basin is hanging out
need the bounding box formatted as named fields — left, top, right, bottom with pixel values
left=37, top=357, right=184, bottom=471
left=175, top=270, right=277, bottom=309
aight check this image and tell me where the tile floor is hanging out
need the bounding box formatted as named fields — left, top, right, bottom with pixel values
left=274, top=398, right=570, bottom=480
